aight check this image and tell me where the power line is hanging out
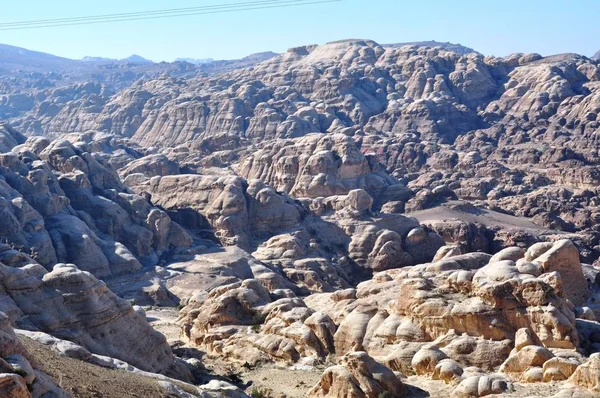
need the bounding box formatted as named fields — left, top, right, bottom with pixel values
left=0, top=0, right=342, bottom=31
left=0, top=0, right=339, bottom=29
left=0, top=0, right=303, bottom=26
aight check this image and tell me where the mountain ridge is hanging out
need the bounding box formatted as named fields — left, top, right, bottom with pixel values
left=383, top=40, right=479, bottom=54
left=0, top=40, right=480, bottom=73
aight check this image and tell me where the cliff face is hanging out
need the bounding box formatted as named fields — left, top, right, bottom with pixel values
left=0, top=260, right=184, bottom=377
left=0, top=126, right=192, bottom=276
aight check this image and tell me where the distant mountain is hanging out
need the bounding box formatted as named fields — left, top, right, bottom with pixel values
left=82, top=54, right=154, bottom=64
left=175, top=52, right=277, bottom=68
left=241, top=51, right=279, bottom=62
left=122, top=54, right=153, bottom=64
left=81, top=56, right=117, bottom=62
left=175, top=57, right=215, bottom=65
left=0, top=43, right=78, bottom=72
left=194, top=51, right=279, bottom=74
left=0, top=43, right=280, bottom=94
left=592, top=50, right=600, bottom=61
left=384, top=40, right=479, bottom=55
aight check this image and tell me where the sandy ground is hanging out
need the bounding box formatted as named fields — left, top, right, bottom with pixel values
left=146, top=306, right=182, bottom=342
left=20, top=336, right=176, bottom=398
left=409, top=200, right=557, bottom=233
left=231, top=364, right=323, bottom=398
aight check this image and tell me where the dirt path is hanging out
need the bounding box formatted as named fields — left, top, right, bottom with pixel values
left=146, top=306, right=181, bottom=342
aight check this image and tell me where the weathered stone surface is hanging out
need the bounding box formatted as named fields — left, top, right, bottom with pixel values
left=0, top=132, right=192, bottom=277
left=569, top=353, right=600, bottom=392
left=451, top=375, right=509, bottom=398
left=3, top=38, right=600, bottom=398
left=532, top=239, right=589, bottom=305
left=0, top=260, right=187, bottom=379
left=308, top=351, right=408, bottom=398
left=432, top=359, right=464, bottom=384
left=0, top=312, right=67, bottom=397
left=500, top=345, right=554, bottom=374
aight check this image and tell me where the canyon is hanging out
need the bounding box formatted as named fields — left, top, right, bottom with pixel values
left=0, top=38, right=598, bottom=397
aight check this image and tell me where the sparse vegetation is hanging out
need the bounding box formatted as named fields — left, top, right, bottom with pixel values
left=251, top=311, right=264, bottom=325
left=249, top=386, right=273, bottom=398
left=249, top=310, right=264, bottom=333
left=13, top=368, right=28, bottom=378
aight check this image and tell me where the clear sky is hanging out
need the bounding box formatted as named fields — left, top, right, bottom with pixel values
left=0, top=0, right=598, bottom=61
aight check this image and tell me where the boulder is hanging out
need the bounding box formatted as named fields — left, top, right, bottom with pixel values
left=308, top=351, right=408, bottom=398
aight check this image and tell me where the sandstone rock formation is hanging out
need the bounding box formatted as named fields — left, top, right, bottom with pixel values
left=0, top=312, right=67, bottom=397
left=1, top=38, right=600, bottom=397
left=183, top=243, right=572, bottom=346
left=0, top=258, right=188, bottom=379
left=178, top=238, right=600, bottom=396
left=5, top=39, right=599, bottom=260
left=0, top=128, right=192, bottom=277
left=308, top=351, right=408, bottom=398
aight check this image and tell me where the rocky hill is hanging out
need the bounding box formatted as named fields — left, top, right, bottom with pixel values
left=0, top=38, right=599, bottom=397
left=0, top=43, right=278, bottom=99
left=0, top=43, right=79, bottom=73
left=6, top=39, right=597, bottom=256
left=384, top=40, right=479, bottom=54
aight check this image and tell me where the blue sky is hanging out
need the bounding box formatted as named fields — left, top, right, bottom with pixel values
left=1, top=0, right=598, bottom=61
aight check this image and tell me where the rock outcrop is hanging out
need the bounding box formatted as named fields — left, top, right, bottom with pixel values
left=0, top=312, right=67, bottom=397
left=0, top=258, right=188, bottom=379
left=308, top=351, right=408, bottom=398
left=0, top=129, right=192, bottom=277
left=2, top=38, right=600, bottom=397
left=179, top=239, right=600, bottom=396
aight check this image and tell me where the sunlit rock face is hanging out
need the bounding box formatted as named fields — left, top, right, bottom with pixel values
left=2, top=38, right=600, bottom=397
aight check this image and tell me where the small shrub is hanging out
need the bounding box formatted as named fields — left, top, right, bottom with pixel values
left=251, top=311, right=264, bottom=325
left=13, top=369, right=28, bottom=378
left=249, top=388, right=264, bottom=398
left=378, top=392, right=392, bottom=398
left=325, top=353, right=337, bottom=364
left=176, top=299, right=189, bottom=310
left=249, top=387, right=273, bottom=398
left=251, top=323, right=261, bottom=333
